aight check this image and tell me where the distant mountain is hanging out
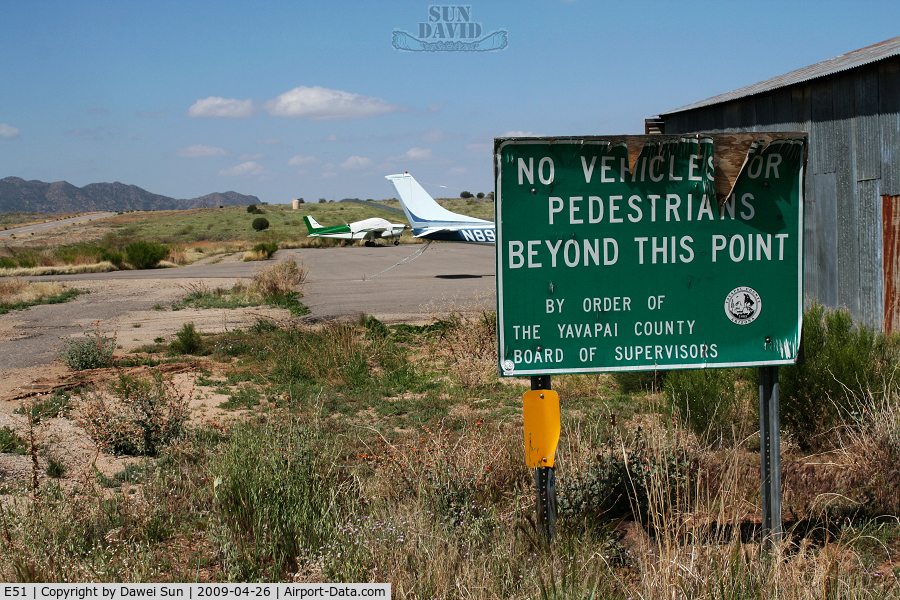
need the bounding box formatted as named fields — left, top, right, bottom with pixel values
left=0, top=177, right=260, bottom=212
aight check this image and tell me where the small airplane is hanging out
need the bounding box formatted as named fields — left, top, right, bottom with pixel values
left=302, top=215, right=408, bottom=246
left=385, top=172, right=495, bottom=245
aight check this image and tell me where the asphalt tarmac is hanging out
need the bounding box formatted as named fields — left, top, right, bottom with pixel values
left=30, top=242, right=497, bottom=320
left=2, top=243, right=496, bottom=369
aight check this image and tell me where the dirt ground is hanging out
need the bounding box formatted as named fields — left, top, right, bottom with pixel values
left=0, top=268, right=290, bottom=490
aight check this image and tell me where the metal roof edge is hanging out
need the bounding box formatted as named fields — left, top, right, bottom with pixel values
left=659, top=36, right=900, bottom=116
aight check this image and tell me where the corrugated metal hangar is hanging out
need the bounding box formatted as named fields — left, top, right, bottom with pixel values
left=649, top=37, right=900, bottom=332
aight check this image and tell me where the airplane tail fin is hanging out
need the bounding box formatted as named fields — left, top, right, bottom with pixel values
left=303, top=215, right=324, bottom=234
left=385, top=172, right=489, bottom=228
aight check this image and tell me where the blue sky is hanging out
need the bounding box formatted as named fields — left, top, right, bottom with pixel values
left=1, top=1, right=898, bottom=205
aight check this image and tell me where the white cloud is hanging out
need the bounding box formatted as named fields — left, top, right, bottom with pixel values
left=447, top=167, right=468, bottom=176
left=389, top=147, right=432, bottom=162
left=240, top=153, right=265, bottom=160
left=178, top=145, right=227, bottom=157
left=427, top=103, right=445, bottom=114
left=325, top=134, right=340, bottom=142
left=340, top=156, right=373, bottom=170
left=265, top=86, right=400, bottom=120
left=288, top=155, right=318, bottom=167
left=465, top=143, right=492, bottom=153
left=0, top=123, right=20, bottom=139
left=503, top=130, right=539, bottom=137
left=188, top=97, right=254, bottom=118
left=219, top=161, right=264, bottom=176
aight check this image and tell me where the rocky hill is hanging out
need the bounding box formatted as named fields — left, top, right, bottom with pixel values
left=0, top=177, right=260, bottom=212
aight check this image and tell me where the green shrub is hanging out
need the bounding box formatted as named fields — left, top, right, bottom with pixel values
left=664, top=368, right=744, bottom=446
left=170, top=322, right=203, bottom=355
left=780, top=302, right=900, bottom=448
left=57, top=324, right=116, bottom=370
left=7, top=249, right=42, bottom=268
left=46, top=457, right=67, bottom=478
left=100, top=249, right=124, bottom=268
left=0, top=425, right=26, bottom=455
left=0, top=257, right=16, bottom=269
left=251, top=217, right=270, bottom=231
left=53, top=243, right=106, bottom=265
left=75, top=375, right=190, bottom=456
left=124, top=241, right=168, bottom=269
left=251, top=242, right=279, bottom=259
left=613, top=370, right=667, bottom=393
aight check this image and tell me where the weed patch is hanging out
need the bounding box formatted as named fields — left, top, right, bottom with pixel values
left=75, top=374, right=190, bottom=456
left=57, top=322, right=117, bottom=370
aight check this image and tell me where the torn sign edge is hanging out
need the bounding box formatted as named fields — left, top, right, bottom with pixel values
left=493, top=133, right=809, bottom=207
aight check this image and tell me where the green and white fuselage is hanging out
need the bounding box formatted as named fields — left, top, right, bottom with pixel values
left=303, top=215, right=408, bottom=246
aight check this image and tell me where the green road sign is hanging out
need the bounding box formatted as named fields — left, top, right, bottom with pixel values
left=495, top=135, right=806, bottom=377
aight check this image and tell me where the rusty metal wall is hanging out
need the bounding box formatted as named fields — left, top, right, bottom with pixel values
left=883, top=196, right=900, bottom=333
left=661, top=58, right=900, bottom=331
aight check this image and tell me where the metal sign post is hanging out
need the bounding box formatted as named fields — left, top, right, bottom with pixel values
left=759, top=365, right=782, bottom=546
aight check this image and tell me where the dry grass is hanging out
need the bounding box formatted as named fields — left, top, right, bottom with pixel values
left=0, top=278, right=71, bottom=305
left=166, top=247, right=188, bottom=265
left=0, top=262, right=116, bottom=277
left=241, top=249, right=268, bottom=261
left=428, top=297, right=497, bottom=388
left=251, top=259, right=308, bottom=297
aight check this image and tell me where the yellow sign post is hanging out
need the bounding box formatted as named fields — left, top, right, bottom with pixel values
left=523, top=389, right=561, bottom=468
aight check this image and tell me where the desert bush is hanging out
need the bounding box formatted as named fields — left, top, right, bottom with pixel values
left=170, top=322, right=203, bottom=355
left=75, top=374, right=190, bottom=456
left=242, top=241, right=279, bottom=261
left=251, top=259, right=307, bottom=298
left=780, top=302, right=900, bottom=448
left=664, top=368, right=749, bottom=446
left=57, top=322, right=116, bottom=370
left=251, top=217, right=269, bottom=231
left=124, top=240, right=168, bottom=269
left=557, top=426, right=694, bottom=525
